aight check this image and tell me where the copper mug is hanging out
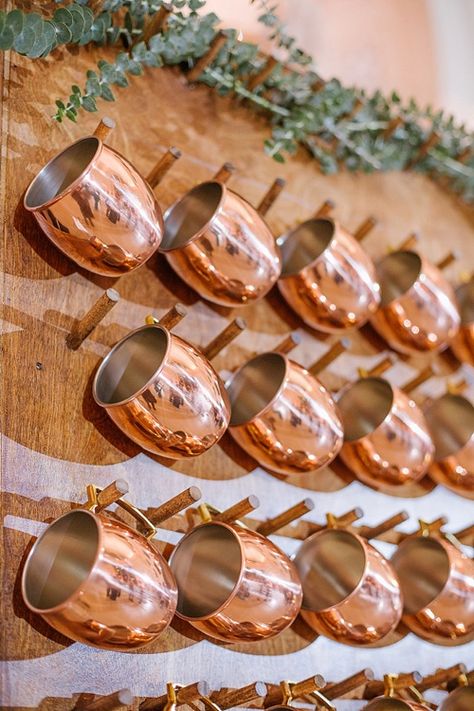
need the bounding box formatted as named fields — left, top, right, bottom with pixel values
left=293, top=523, right=403, bottom=646
left=439, top=685, right=474, bottom=711
left=371, top=250, right=460, bottom=354
left=277, top=217, right=381, bottom=333
left=21, top=485, right=177, bottom=649
left=450, top=278, right=474, bottom=365
left=424, top=393, right=474, bottom=497
left=24, top=136, right=163, bottom=276
left=363, top=696, right=430, bottom=711
left=160, top=181, right=281, bottom=307
left=93, top=322, right=230, bottom=458
left=168, top=518, right=302, bottom=642
left=391, top=530, right=474, bottom=645
left=225, top=351, right=343, bottom=476
left=336, top=376, right=434, bottom=491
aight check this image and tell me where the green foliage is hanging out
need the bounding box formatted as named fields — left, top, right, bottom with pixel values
left=0, top=0, right=472, bottom=202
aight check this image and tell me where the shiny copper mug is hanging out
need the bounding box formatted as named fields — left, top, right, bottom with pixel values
left=439, top=685, right=474, bottom=711
left=277, top=218, right=380, bottom=333
left=371, top=250, right=460, bottom=354
left=293, top=525, right=403, bottom=645
left=391, top=531, right=474, bottom=645
left=450, top=278, right=474, bottom=365
left=92, top=323, right=230, bottom=458
left=424, top=393, right=474, bottom=497
left=21, top=485, right=177, bottom=649
left=336, top=376, right=434, bottom=491
left=24, top=136, right=163, bottom=276
left=225, top=351, right=343, bottom=476
left=168, top=519, right=302, bottom=642
left=160, top=181, right=281, bottom=307
left=363, top=697, right=430, bottom=711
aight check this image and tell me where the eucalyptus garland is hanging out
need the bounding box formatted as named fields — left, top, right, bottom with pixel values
left=0, top=0, right=473, bottom=202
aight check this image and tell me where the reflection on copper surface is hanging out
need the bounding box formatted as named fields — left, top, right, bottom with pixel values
left=294, top=528, right=402, bottom=646
left=439, top=685, right=474, bottom=711
left=277, top=218, right=380, bottom=333
left=24, top=137, right=163, bottom=276
left=424, top=393, right=474, bottom=497
left=337, top=377, right=434, bottom=491
left=169, top=521, right=302, bottom=642
left=161, top=182, right=281, bottom=307
left=371, top=251, right=460, bottom=354
left=93, top=324, right=230, bottom=459
left=21, top=509, right=177, bottom=649
left=363, top=697, right=430, bottom=710
left=451, top=279, right=474, bottom=365
left=392, top=534, right=474, bottom=645
left=226, top=352, right=343, bottom=476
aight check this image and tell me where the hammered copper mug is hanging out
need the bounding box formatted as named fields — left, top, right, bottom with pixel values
left=391, top=531, right=474, bottom=645
left=336, top=376, right=434, bottom=491
left=21, top=485, right=177, bottom=649
left=277, top=217, right=381, bottom=333
left=424, top=392, right=474, bottom=497
left=225, top=351, right=343, bottom=476
left=92, top=322, right=230, bottom=458
left=160, top=181, right=281, bottom=307
left=371, top=250, right=460, bottom=354
left=168, top=518, right=302, bottom=642
left=293, top=524, right=403, bottom=646
left=439, top=685, right=474, bottom=711
left=24, top=136, right=163, bottom=276
left=450, top=277, right=474, bottom=365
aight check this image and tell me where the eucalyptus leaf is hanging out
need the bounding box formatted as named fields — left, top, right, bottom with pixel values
left=6, top=10, right=24, bottom=35
left=82, top=95, right=97, bottom=112
left=0, top=25, right=14, bottom=50
left=13, top=26, right=36, bottom=54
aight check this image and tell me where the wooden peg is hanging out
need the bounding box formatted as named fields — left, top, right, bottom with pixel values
left=146, top=486, right=202, bottom=526
left=402, top=365, right=436, bottom=394
left=308, top=338, right=350, bottom=377
left=264, top=676, right=325, bottom=707
left=257, top=498, right=315, bottom=537
left=303, top=508, right=363, bottom=537
left=94, top=479, right=129, bottom=512
left=147, top=147, right=182, bottom=189
left=382, top=116, right=403, bottom=140
left=66, top=288, right=120, bottom=350
left=457, top=144, right=472, bottom=164
left=358, top=355, right=394, bottom=379
left=455, top=522, right=474, bottom=546
left=358, top=511, right=409, bottom=540
left=212, top=682, right=267, bottom=710
left=416, top=664, right=467, bottom=693
left=407, top=131, right=440, bottom=168
left=93, top=116, right=116, bottom=142
left=213, top=495, right=260, bottom=524
left=213, top=162, right=236, bottom=183
left=354, top=216, right=377, bottom=242
left=364, top=673, right=422, bottom=700
left=257, top=177, right=286, bottom=217
left=247, top=55, right=279, bottom=91
left=274, top=332, right=301, bottom=355
left=154, top=303, right=187, bottom=330
left=188, top=31, right=227, bottom=82
left=314, top=199, right=335, bottom=219
left=394, top=232, right=419, bottom=252
left=202, top=318, right=246, bottom=360
left=142, top=3, right=172, bottom=42
left=84, top=689, right=133, bottom=710
left=324, top=669, right=374, bottom=700
left=400, top=516, right=448, bottom=541
left=140, top=682, right=210, bottom=711
left=436, top=251, right=459, bottom=271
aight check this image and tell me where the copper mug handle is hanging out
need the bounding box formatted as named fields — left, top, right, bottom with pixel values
left=85, top=483, right=156, bottom=539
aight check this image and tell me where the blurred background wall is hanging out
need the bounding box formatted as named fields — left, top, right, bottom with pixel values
left=205, top=0, right=474, bottom=126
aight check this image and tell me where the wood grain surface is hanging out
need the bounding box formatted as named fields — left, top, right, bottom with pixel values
left=1, top=43, right=473, bottom=711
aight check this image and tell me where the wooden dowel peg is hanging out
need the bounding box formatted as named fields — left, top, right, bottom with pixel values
left=358, top=355, right=394, bottom=379
left=416, top=664, right=467, bottom=693
left=314, top=199, right=335, bottom=219
left=274, top=332, right=301, bottom=355
left=84, top=689, right=133, bottom=711
left=257, top=177, right=286, bottom=217
left=257, top=498, right=315, bottom=536
left=93, top=116, right=116, bottom=142
left=213, top=495, right=260, bottom=523
left=264, top=676, right=325, bottom=708
left=142, top=3, right=172, bottom=42
left=188, top=31, right=227, bottom=82
left=354, top=216, right=377, bottom=242
left=436, top=251, right=459, bottom=271
left=308, top=338, right=350, bottom=377
left=147, top=147, right=182, bottom=189
left=364, top=673, right=422, bottom=700
left=154, top=303, right=187, bottom=330
left=213, top=162, right=236, bottom=183
left=455, top=522, right=474, bottom=546
left=382, top=116, right=403, bottom=140
left=141, top=682, right=210, bottom=711
left=394, top=232, right=419, bottom=252
left=147, top=486, right=202, bottom=526
left=406, top=131, right=440, bottom=168
left=94, top=479, right=129, bottom=512
left=202, top=318, right=246, bottom=360
left=247, top=55, right=279, bottom=92
left=359, top=511, right=409, bottom=540
left=212, top=682, right=267, bottom=710
left=336, top=507, right=364, bottom=528
left=66, top=288, right=120, bottom=350
left=324, top=669, right=374, bottom=700
left=400, top=516, right=448, bottom=541
left=402, top=365, right=436, bottom=394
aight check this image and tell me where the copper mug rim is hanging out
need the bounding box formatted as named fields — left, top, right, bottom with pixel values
left=336, top=376, right=396, bottom=444
left=424, top=392, right=474, bottom=463
left=23, top=135, right=103, bottom=213
left=456, top=280, right=474, bottom=327
left=439, top=685, right=474, bottom=711
left=278, top=216, right=340, bottom=278
left=92, top=323, right=173, bottom=409
left=364, top=698, right=429, bottom=711
left=376, top=249, right=423, bottom=309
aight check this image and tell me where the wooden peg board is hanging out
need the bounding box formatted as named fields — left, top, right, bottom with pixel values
left=1, top=43, right=474, bottom=710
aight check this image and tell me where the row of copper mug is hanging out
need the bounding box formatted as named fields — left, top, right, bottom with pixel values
left=21, top=481, right=474, bottom=651
left=23, top=126, right=472, bottom=361
left=89, top=306, right=474, bottom=498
